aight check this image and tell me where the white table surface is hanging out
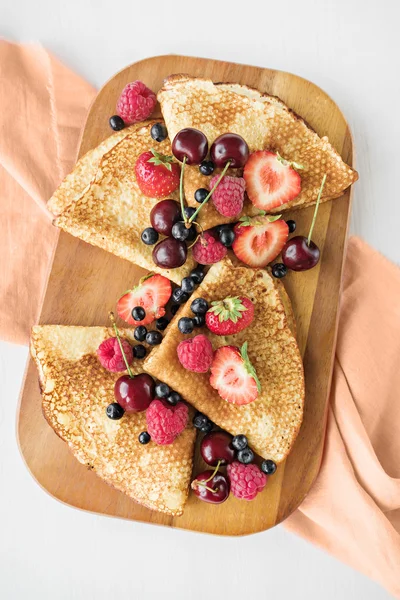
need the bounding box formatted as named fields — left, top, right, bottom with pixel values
left=1, top=0, right=398, bottom=598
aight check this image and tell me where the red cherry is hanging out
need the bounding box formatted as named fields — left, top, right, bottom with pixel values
left=150, top=200, right=181, bottom=236
left=191, top=471, right=230, bottom=504
left=114, top=373, right=155, bottom=413
left=172, top=128, right=208, bottom=165
left=282, top=236, right=320, bottom=271
left=200, top=431, right=235, bottom=466
left=210, top=133, right=249, bottom=168
left=152, top=237, right=188, bottom=269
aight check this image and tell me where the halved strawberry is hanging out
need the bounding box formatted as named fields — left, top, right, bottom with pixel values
left=210, top=342, right=261, bottom=405
left=244, top=151, right=301, bottom=211
left=117, top=273, right=172, bottom=326
left=232, top=216, right=289, bottom=267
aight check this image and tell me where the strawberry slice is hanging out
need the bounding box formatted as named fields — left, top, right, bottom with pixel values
left=117, top=273, right=172, bottom=326
left=232, top=216, right=289, bottom=267
left=210, top=342, right=261, bottom=405
left=244, top=151, right=301, bottom=211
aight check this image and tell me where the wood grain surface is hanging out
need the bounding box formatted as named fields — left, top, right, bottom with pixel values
left=17, top=55, right=354, bottom=535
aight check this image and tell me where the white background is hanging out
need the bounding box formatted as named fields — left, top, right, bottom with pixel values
left=1, top=0, right=398, bottom=598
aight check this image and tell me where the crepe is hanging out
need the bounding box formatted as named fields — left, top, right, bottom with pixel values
left=31, top=325, right=196, bottom=516
left=158, top=75, right=358, bottom=229
left=49, top=120, right=196, bottom=284
left=144, top=258, right=305, bottom=462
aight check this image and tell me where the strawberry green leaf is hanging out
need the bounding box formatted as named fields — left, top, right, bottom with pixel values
left=267, top=214, right=283, bottom=223
left=209, top=297, right=247, bottom=323
left=148, top=148, right=174, bottom=171
left=240, top=342, right=261, bottom=393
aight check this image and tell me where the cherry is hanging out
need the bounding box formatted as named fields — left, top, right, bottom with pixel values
left=210, top=133, right=249, bottom=168
left=114, top=373, right=155, bottom=413
left=150, top=200, right=181, bottom=236
left=172, top=128, right=208, bottom=165
left=152, top=237, right=187, bottom=269
left=200, top=431, right=235, bottom=466
left=282, top=236, right=320, bottom=271
left=191, top=470, right=230, bottom=504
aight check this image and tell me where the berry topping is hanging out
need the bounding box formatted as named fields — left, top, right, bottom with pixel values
left=210, top=342, right=260, bottom=405
left=132, top=306, right=146, bottom=322
left=109, top=115, right=125, bottom=131
left=237, top=447, right=254, bottom=464
left=200, top=421, right=213, bottom=434
left=172, top=221, right=190, bottom=241
left=117, top=273, right=172, bottom=326
left=146, top=399, right=188, bottom=445
left=150, top=122, right=168, bottom=143
left=194, top=188, right=208, bottom=204
left=181, top=277, right=195, bottom=294
left=141, top=227, right=159, bottom=245
left=150, top=199, right=181, bottom=236
left=231, top=434, right=248, bottom=451
left=167, top=391, right=181, bottom=406
left=227, top=461, right=267, bottom=500
left=184, top=206, right=197, bottom=220
left=218, top=225, right=235, bottom=247
left=232, top=216, right=289, bottom=268
left=205, top=296, right=254, bottom=336
left=261, top=459, right=277, bottom=475
left=193, top=412, right=213, bottom=431
left=199, top=160, right=215, bottom=176
left=244, top=151, right=301, bottom=211
left=178, top=317, right=194, bottom=334
left=152, top=238, right=188, bottom=269
left=97, top=337, right=133, bottom=373
left=286, top=219, right=297, bottom=233
left=191, top=297, right=209, bottom=314
left=155, top=382, right=170, bottom=398
left=133, top=344, right=146, bottom=359
left=272, top=263, right=287, bottom=278
left=138, top=431, right=151, bottom=444
left=190, top=267, right=205, bottom=285
left=135, top=149, right=180, bottom=198
left=191, top=470, right=230, bottom=504
left=156, top=316, right=169, bottom=331
left=114, top=373, right=155, bottom=413
left=192, top=231, right=228, bottom=265
left=106, top=403, right=125, bottom=420
left=172, top=287, right=189, bottom=304
left=145, top=330, right=163, bottom=346
left=210, top=133, right=249, bottom=168
left=210, top=175, right=246, bottom=218
left=172, top=128, right=208, bottom=165
left=134, top=325, right=147, bottom=341
left=193, top=314, right=205, bottom=328
left=177, top=334, right=213, bottom=373
left=200, top=431, right=235, bottom=466
left=116, top=81, right=157, bottom=125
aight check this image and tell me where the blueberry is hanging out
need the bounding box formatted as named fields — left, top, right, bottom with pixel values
left=181, top=277, right=195, bottom=294
left=167, top=391, right=181, bottom=406
left=194, top=188, right=209, bottom=203
left=106, top=402, right=124, bottom=420
left=200, top=421, right=214, bottom=434
left=231, top=434, right=248, bottom=451
left=150, top=122, right=168, bottom=142
left=178, top=317, right=194, bottom=334
left=186, top=225, right=197, bottom=242
left=171, top=304, right=180, bottom=316
left=261, top=459, right=277, bottom=475
left=172, top=221, right=189, bottom=241
left=184, top=206, right=196, bottom=219
left=286, top=219, right=296, bottom=233
left=155, top=382, right=170, bottom=398
left=218, top=226, right=235, bottom=247
left=109, top=115, right=125, bottom=131
left=146, top=331, right=163, bottom=346
left=272, top=263, right=287, bottom=279
left=133, top=344, right=146, bottom=359
left=193, top=412, right=210, bottom=429
left=132, top=306, right=146, bottom=321
left=190, top=267, right=205, bottom=284
left=193, top=314, right=205, bottom=327
left=138, top=431, right=151, bottom=444
left=172, top=288, right=189, bottom=304
left=156, top=317, right=169, bottom=331
left=134, top=325, right=147, bottom=342
left=237, top=447, right=254, bottom=464
left=199, top=160, right=215, bottom=176
left=141, top=227, right=159, bottom=245
left=190, top=297, right=209, bottom=314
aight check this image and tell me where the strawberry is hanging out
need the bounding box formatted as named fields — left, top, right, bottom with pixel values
left=117, top=273, right=172, bottom=326
left=244, top=151, right=301, bottom=211
left=232, top=215, right=289, bottom=267
left=135, top=149, right=180, bottom=198
left=205, top=296, right=254, bottom=336
left=210, top=342, right=261, bottom=405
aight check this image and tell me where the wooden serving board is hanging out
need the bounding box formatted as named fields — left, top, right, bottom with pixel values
left=17, top=55, right=354, bottom=535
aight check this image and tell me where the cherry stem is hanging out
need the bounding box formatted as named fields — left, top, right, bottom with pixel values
left=179, top=156, right=188, bottom=223
left=307, top=173, right=327, bottom=247
left=109, top=312, right=134, bottom=378
left=188, top=161, right=231, bottom=224
left=192, top=460, right=222, bottom=494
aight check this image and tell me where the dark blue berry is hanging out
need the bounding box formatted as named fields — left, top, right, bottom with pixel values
left=156, top=317, right=169, bottom=330
left=193, top=412, right=209, bottom=429
left=186, top=225, right=197, bottom=242
left=194, top=188, right=208, bottom=203
left=261, top=459, right=277, bottom=475
left=200, top=421, right=213, bottom=433
left=286, top=219, right=296, bottom=233
left=237, top=447, right=254, bottom=464
left=178, top=317, right=194, bottom=334
left=146, top=330, right=163, bottom=346
left=109, top=115, right=125, bottom=131
left=190, top=267, right=205, bottom=284
left=134, top=325, right=147, bottom=342
left=167, top=391, right=181, bottom=406
left=184, top=206, right=196, bottom=219
left=172, top=221, right=189, bottom=241
left=132, top=306, right=146, bottom=321
left=193, top=314, right=205, bottom=327
left=138, top=431, right=151, bottom=444
left=199, top=160, right=215, bottom=176
left=181, top=277, right=195, bottom=294
left=272, top=263, right=287, bottom=279
left=106, top=402, right=124, bottom=420
left=172, top=288, right=189, bottom=304
left=150, top=122, right=168, bottom=142
left=218, top=226, right=235, bottom=247
left=155, top=382, right=170, bottom=398
left=232, top=434, right=248, bottom=451
left=133, top=344, right=146, bottom=359
left=141, top=227, right=159, bottom=245
left=191, top=297, right=209, bottom=314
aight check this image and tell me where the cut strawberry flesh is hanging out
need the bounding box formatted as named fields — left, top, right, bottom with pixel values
left=210, top=346, right=258, bottom=405
left=117, top=274, right=172, bottom=326
left=232, top=217, right=289, bottom=268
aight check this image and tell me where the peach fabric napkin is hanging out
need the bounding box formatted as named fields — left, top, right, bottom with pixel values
left=1, top=40, right=400, bottom=598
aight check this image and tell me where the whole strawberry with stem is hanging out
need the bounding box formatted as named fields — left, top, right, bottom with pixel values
left=135, top=149, right=180, bottom=198
left=206, top=296, right=254, bottom=336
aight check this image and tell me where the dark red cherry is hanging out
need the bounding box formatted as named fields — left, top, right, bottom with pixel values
left=150, top=200, right=181, bottom=236
left=210, top=133, right=249, bottom=168
left=191, top=471, right=230, bottom=504
left=114, top=373, right=155, bottom=413
left=200, top=431, right=235, bottom=466
left=282, top=236, right=320, bottom=271
left=172, top=128, right=208, bottom=165
left=152, top=237, right=188, bottom=269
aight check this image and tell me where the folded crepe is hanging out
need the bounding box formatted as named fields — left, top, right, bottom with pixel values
left=144, top=258, right=305, bottom=462
left=158, top=75, right=358, bottom=229
left=48, top=120, right=196, bottom=284
left=31, top=325, right=196, bottom=516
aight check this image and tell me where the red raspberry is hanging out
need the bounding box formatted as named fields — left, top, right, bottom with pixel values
left=177, top=334, right=213, bottom=373
left=146, top=399, right=188, bottom=445
left=97, top=337, right=133, bottom=373
left=116, top=81, right=157, bottom=125
left=210, top=175, right=246, bottom=217
left=227, top=461, right=267, bottom=500
left=192, top=231, right=227, bottom=265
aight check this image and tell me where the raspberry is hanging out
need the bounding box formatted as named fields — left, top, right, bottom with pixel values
left=210, top=175, right=246, bottom=217
left=97, top=337, right=133, bottom=373
left=116, top=81, right=157, bottom=125
left=227, top=461, right=267, bottom=500
left=177, top=334, right=213, bottom=373
left=192, top=231, right=227, bottom=265
left=146, top=399, right=188, bottom=445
